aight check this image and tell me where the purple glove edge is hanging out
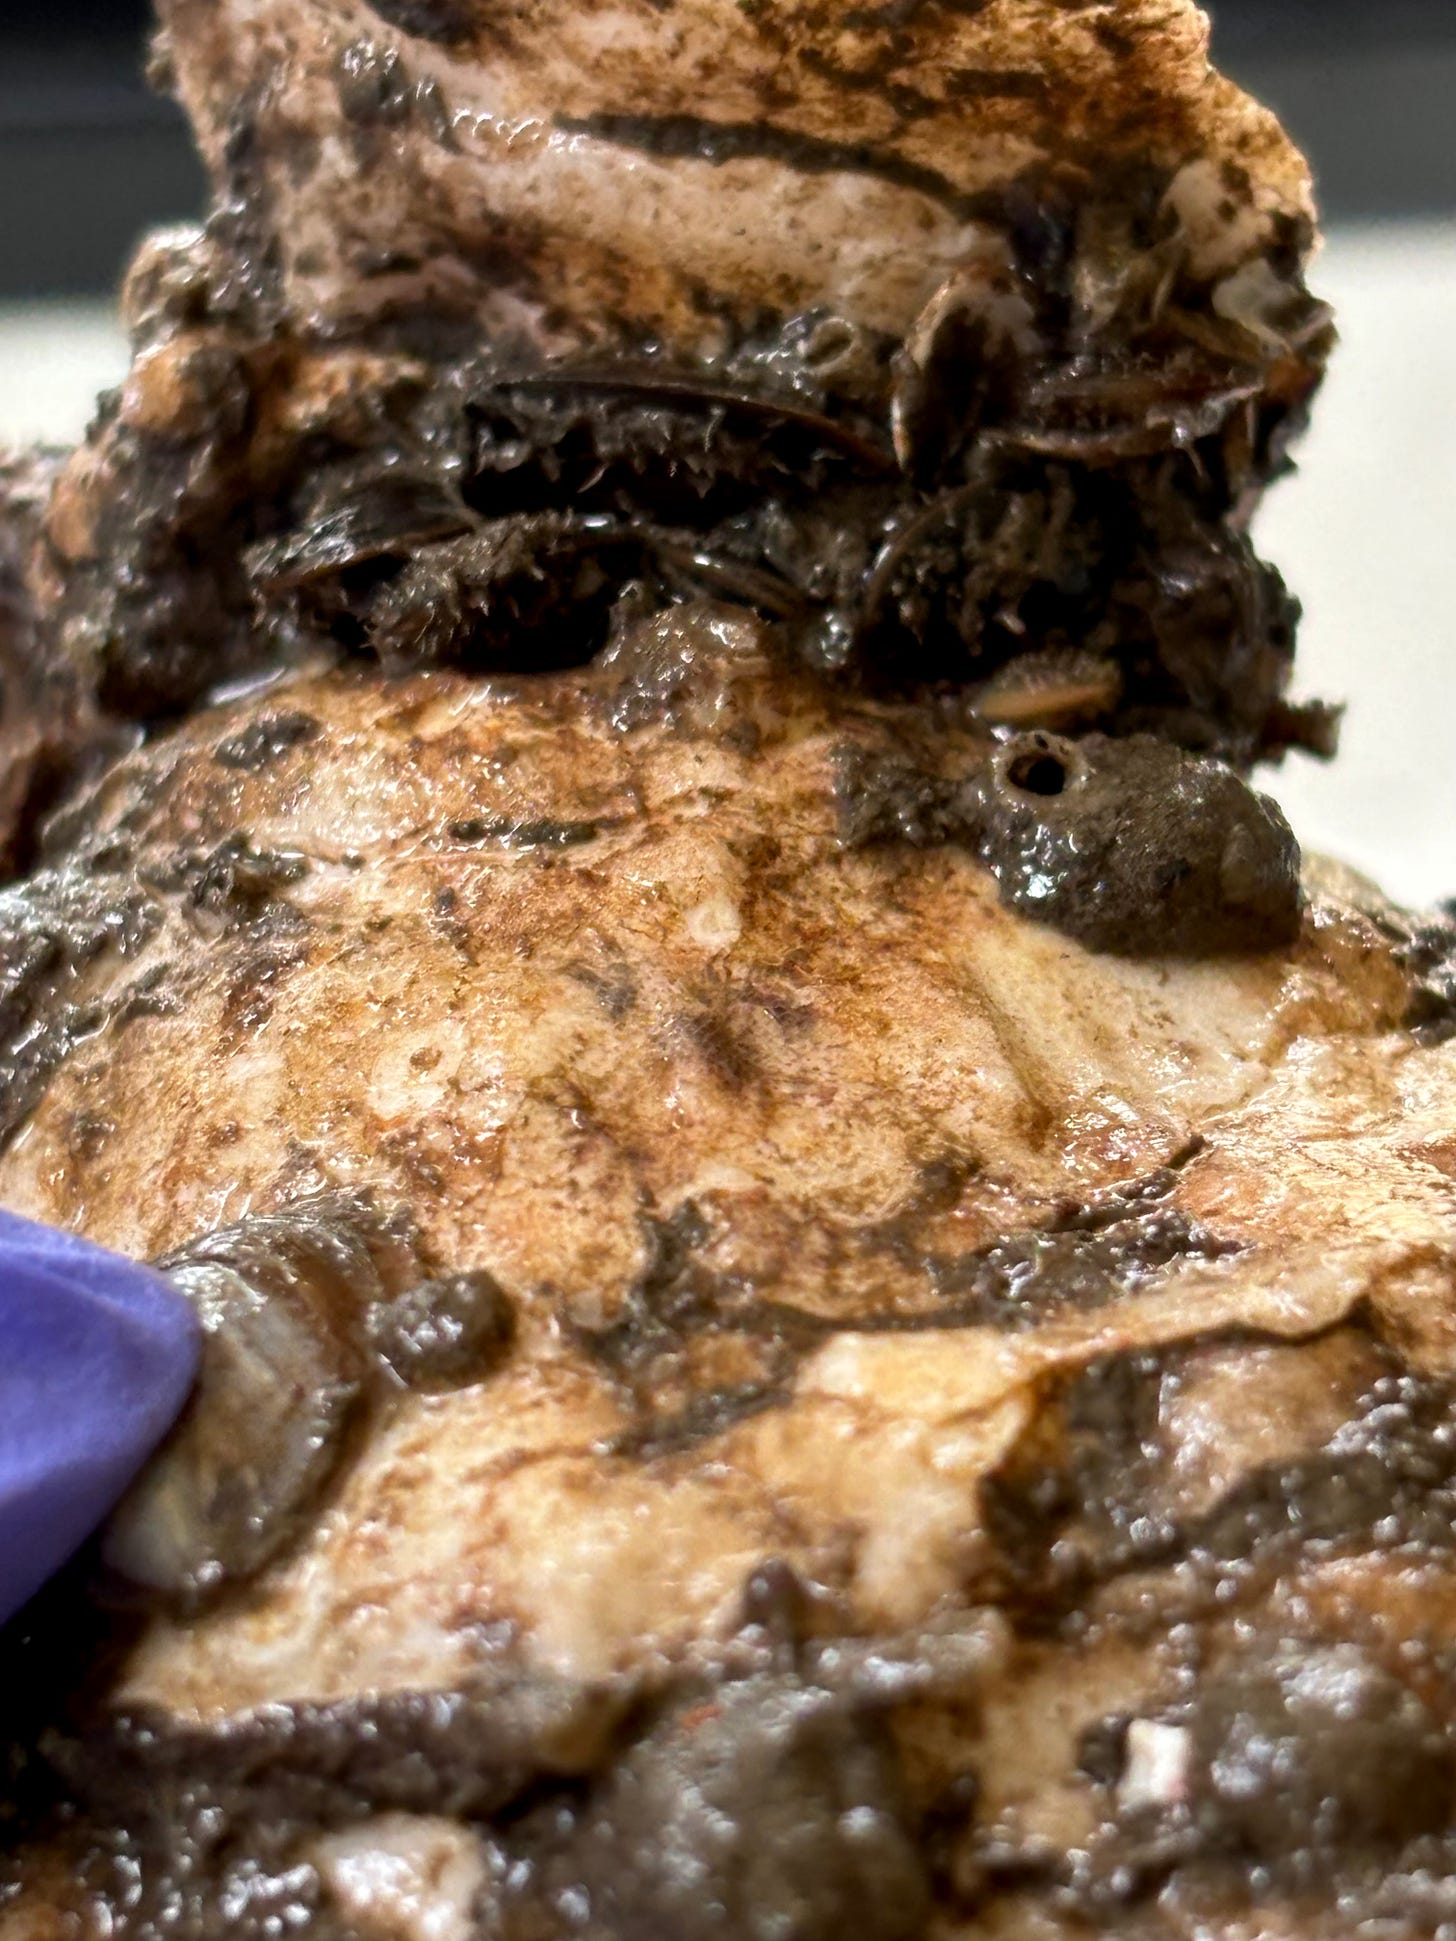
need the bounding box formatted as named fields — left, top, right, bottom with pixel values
left=0, top=1209, right=201, bottom=1626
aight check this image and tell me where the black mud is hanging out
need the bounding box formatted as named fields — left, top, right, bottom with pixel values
left=2, top=1609, right=1001, bottom=1939
left=1398, top=903, right=1456, bottom=1046
left=837, top=730, right=1304, bottom=954
left=45, top=207, right=1330, bottom=781
left=0, top=866, right=161, bottom=1150
left=533, top=1671, right=931, bottom=1941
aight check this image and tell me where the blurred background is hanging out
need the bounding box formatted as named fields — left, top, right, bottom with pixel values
left=0, top=0, right=1451, bottom=902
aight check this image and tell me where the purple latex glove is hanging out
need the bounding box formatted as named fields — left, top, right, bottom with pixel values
left=0, top=1208, right=200, bottom=1626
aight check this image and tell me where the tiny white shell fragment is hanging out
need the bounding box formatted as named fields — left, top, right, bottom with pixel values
left=686, top=894, right=742, bottom=953
left=1117, top=1720, right=1193, bottom=1814
left=313, top=1815, right=491, bottom=1941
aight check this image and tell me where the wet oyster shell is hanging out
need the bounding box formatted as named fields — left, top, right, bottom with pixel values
left=157, top=0, right=1318, bottom=368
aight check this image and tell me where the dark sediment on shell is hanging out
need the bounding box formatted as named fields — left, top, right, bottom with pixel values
left=12, top=1303, right=1456, bottom=1935
left=36, top=151, right=1333, bottom=773
left=834, top=728, right=1304, bottom=956
left=16, top=185, right=1329, bottom=962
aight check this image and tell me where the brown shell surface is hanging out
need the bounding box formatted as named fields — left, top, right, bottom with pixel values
left=0, top=631, right=1441, bottom=1671
left=0, top=626, right=1454, bottom=1931
left=156, top=0, right=1315, bottom=352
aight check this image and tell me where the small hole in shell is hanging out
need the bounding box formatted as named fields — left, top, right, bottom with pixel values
left=1008, top=750, right=1068, bottom=797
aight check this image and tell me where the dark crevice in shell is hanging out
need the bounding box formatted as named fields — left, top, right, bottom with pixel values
left=582, top=1156, right=1237, bottom=1450
left=554, top=108, right=983, bottom=219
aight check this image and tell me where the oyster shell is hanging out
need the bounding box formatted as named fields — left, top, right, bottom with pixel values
left=0, top=615, right=1452, bottom=1935
left=1, top=1, right=1453, bottom=1937
left=156, top=0, right=1316, bottom=361
left=38, top=0, right=1333, bottom=756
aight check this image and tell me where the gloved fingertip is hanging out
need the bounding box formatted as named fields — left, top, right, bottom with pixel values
left=0, top=1211, right=201, bottom=1626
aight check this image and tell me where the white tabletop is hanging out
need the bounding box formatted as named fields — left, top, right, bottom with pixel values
left=2, top=220, right=1452, bottom=910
